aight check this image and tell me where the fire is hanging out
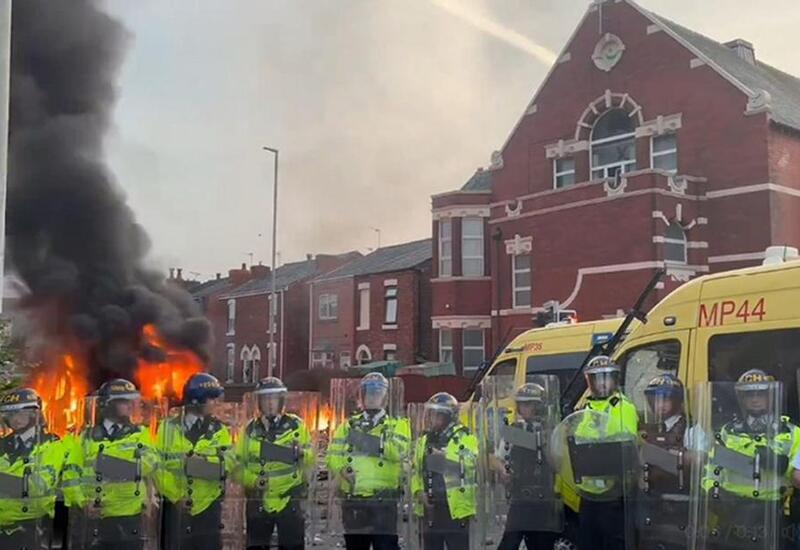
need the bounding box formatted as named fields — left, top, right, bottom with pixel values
left=134, top=324, right=204, bottom=403
left=317, top=403, right=332, bottom=432
left=30, top=353, right=89, bottom=437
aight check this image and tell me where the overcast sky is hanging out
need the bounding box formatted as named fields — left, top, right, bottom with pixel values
left=103, top=0, right=800, bottom=280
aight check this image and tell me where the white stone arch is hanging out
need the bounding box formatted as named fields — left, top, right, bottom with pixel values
left=574, top=89, right=645, bottom=141
left=240, top=345, right=254, bottom=384
left=355, top=345, right=372, bottom=365
left=251, top=345, right=262, bottom=381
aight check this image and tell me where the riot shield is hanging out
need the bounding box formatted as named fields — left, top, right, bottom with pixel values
left=156, top=399, right=243, bottom=549
left=634, top=380, right=692, bottom=549
left=238, top=389, right=318, bottom=549
left=689, top=380, right=787, bottom=550
left=481, top=375, right=563, bottom=547
left=67, top=395, right=161, bottom=549
left=408, top=399, right=482, bottom=550
left=322, top=376, right=408, bottom=547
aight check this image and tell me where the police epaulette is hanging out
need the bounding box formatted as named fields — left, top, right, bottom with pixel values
left=609, top=396, right=620, bottom=407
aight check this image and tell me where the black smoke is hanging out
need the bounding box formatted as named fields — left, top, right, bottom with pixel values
left=7, top=0, right=210, bottom=386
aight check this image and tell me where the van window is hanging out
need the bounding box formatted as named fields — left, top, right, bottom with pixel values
left=490, top=358, right=517, bottom=377
left=526, top=352, right=587, bottom=396
left=620, top=340, right=680, bottom=414
left=709, top=329, right=800, bottom=420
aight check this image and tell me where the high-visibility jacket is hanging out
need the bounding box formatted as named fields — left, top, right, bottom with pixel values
left=235, top=414, right=313, bottom=514
left=327, top=411, right=410, bottom=498
left=703, top=416, right=800, bottom=503
left=0, top=431, right=65, bottom=529
left=61, top=423, right=157, bottom=519
left=411, top=423, right=477, bottom=521
left=156, top=415, right=233, bottom=516
left=574, top=392, right=639, bottom=498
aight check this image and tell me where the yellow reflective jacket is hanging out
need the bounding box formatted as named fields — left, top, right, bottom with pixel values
left=61, top=423, right=157, bottom=519
left=235, top=414, right=314, bottom=514
left=411, top=423, right=477, bottom=521
left=327, top=412, right=410, bottom=497
left=156, top=415, right=233, bottom=516
left=0, top=431, right=65, bottom=528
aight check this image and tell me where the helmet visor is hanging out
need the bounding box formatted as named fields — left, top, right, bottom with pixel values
left=258, top=392, right=285, bottom=417
left=0, top=408, right=38, bottom=431
left=645, top=390, right=684, bottom=425
left=360, top=381, right=388, bottom=410
left=585, top=371, right=619, bottom=399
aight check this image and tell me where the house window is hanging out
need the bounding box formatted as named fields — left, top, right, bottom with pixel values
left=651, top=134, right=678, bottom=173
left=311, top=351, right=335, bottom=369
left=384, top=286, right=398, bottom=325
left=356, top=345, right=372, bottom=365
left=512, top=254, right=532, bottom=308
left=226, top=344, right=235, bottom=383
left=340, top=352, right=352, bottom=369
left=251, top=346, right=262, bottom=382
left=591, top=108, right=637, bottom=180
left=439, top=329, right=454, bottom=364
left=384, top=350, right=397, bottom=362
left=461, top=217, right=484, bottom=276
left=226, top=299, right=236, bottom=335
left=318, top=294, right=338, bottom=320
left=462, top=329, right=485, bottom=373
left=358, top=288, right=370, bottom=330
left=241, top=346, right=253, bottom=384
left=664, top=222, right=687, bottom=264
left=439, top=219, right=453, bottom=277
left=554, top=157, right=576, bottom=189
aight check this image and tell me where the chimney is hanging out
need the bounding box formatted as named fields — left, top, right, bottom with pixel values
left=250, top=264, right=271, bottom=278
left=176, top=268, right=183, bottom=280
left=228, top=265, right=253, bottom=285
left=216, top=273, right=221, bottom=280
left=724, top=39, right=755, bottom=64
left=306, top=253, right=313, bottom=261
left=169, top=267, right=175, bottom=279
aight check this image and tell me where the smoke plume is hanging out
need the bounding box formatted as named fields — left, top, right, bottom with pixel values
left=7, top=0, right=210, bottom=386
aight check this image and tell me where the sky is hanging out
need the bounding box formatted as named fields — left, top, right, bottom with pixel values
left=102, top=0, right=800, bottom=281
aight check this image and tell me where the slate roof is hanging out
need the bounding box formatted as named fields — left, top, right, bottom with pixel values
left=220, top=259, right=321, bottom=299
left=189, top=277, right=232, bottom=299
left=461, top=168, right=493, bottom=192
left=315, top=239, right=432, bottom=282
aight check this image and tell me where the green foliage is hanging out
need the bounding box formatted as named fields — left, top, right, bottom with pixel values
left=0, top=320, right=25, bottom=392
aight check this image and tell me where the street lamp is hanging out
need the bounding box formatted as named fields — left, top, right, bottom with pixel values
left=263, top=146, right=279, bottom=377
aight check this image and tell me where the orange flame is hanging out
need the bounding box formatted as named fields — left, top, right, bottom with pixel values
left=134, top=324, right=204, bottom=403
left=317, top=403, right=332, bottom=432
left=30, top=353, right=89, bottom=437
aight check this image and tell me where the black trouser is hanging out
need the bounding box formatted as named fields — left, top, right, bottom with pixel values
left=162, top=499, right=223, bottom=550
left=421, top=503, right=470, bottom=550
left=4, top=518, right=52, bottom=550
left=79, top=514, right=145, bottom=550
left=341, top=496, right=400, bottom=550
left=636, top=494, right=689, bottom=550
left=246, top=499, right=305, bottom=550
left=497, top=502, right=559, bottom=550
left=343, top=534, right=400, bottom=550
left=578, top=497, right=627, bottom=550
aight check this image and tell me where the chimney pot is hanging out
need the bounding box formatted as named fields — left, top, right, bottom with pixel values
left=241, top=262, right=247, bottom=270
left=306, top=254, right=313, bottom=261
left=177, top=268, right=183, bottom=280
left=723, top=38, right=755, bottom=64
left=216, top=273, right=221, bottom=280
left=169, top=268, right=175, bottom=279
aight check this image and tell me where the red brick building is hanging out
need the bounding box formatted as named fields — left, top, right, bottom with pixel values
left=431, top=0, right=800, bottom=374
left=309, top=239, right=433, bottom=369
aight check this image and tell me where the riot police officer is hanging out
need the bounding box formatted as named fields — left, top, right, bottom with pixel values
left=157, top=373, right=233, bottom=550
left=576, top=355, right=638, bottom=550
left=62, top=379, right=158, bottom=550
left=327, top=373, right=410, bottom=550
left=0, top=387, right=65, bottom=550
left=411, top=392, right=477, bottom=550
left=496, top=382, right=561, bottom=550
left=237, top=376, right=314, bottom=550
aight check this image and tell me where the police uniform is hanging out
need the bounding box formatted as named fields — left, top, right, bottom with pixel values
left=157, top=373, right=232, bottom=550
left=237, top=377, right=314, bottom=550
left=0, top=388, right=65, bottom=550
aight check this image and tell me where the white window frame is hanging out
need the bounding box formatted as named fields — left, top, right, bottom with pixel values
left=311, top=351, right=335, bottom=369
left=664, top=222, right=688, bottom=264
left=318, top=293, right=338, bottom=320
left=461, top=217, right=484, bottom=277
left=357, top=288, right=370, bottom=330
left=251, top=346, right=262, bottom=383
left=226, top=344, right=235, bottom=383
left=384, top=286, right=398, bottom=325
left=590, top=109, right=637, bottom=180
left=651, top=133, right=678, bottom=173
left=340, top=351, right=352, bottom=369
left=439, top=219, right=453, bottom=277
left=226, top=299, right=236, bottom=335
left=439, top=329, right=454, bottom=364
left=356, top=345, right=372, bottom=365
left=512, top=254, right=532, bottom=308
left=553, top=157, right=576, bottom=189
left=240, top=346, right=253, bottom=384
left=462, top=328, right=485, bottom=373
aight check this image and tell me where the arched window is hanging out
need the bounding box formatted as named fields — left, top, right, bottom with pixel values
left=250, top=346, right=262, bottom=382
left=591, top=108, right=637, bottom=179
left=664, top=222, right=687, bottom=264
left=240, top=345, right=254, bottom=384
left=356, top=345, right=372, bottom=365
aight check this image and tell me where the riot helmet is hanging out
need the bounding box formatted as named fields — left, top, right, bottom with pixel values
left=424, top=392, right=459, bottom=434
left=735, top=369, right=777, bottom=420
left=254, top=376, right=287, bottom=420
left=97, top=378, right=140, bottom=423
left=359, top=372, right=389, bottom=413
left=584, top=355, right=621, bottom=399
left=0, top=387, right=42, bottom=432
left=514, top=383, right=547, bottom=421
left=643, top=373, right=685, bottom=424
left=183, top=373, right=224, bottom=416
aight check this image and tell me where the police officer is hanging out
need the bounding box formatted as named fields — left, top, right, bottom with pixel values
left=157, top=373, right=232, bottom=550
left=0, top=388, right=65, bottom=550
left=637, top=374, right=690, bottom=550
left=62, top=379, right=158, bottom=550
left=576, top=355, right=638, bottom=550
left=327, top=373, right=410, bottom=550
left=495, top=383, right=560, bottom=550
left=703, top=369, right=800, bottom=550
left=411, top=392, right=477, bottom=550
left=237, top=377, right=313, bottom=550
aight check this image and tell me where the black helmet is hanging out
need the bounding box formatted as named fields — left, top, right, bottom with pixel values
left=0, top=387, right=42, bottom=413
left=254, top=376, right=287, bottom=416
left=183, top=373, right=224, bottom=406
left=97, top=379, right=140, bottom=408
left=424, top=392, right=459, bottom=428
left=514, top=382, right=547, bottom=405
left=644, top=373, right=684, bottom=402
left=360, top=372, right=389, bottom=411
left=584, top=355, right=621, bottom=399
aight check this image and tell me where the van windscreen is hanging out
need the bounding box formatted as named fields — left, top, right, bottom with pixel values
left=526, top=352, right=587, bottom=394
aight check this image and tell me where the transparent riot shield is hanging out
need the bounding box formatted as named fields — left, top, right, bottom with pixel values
left=408, top=400, right=483, bottom=550
left=634, top=380, right=692, bottom=549
left=156, top=399, right=243, bottom=549
left=322, top=377, right=408, bottom=547
left=481, top=375, right=563, bottom=547
left=0, top=405, right=59, bottom=548
left=238, top=390, right=318, bottom=550
left=67, top=394, right=161, bottom=549
left=689, top=380, right=787, bottom=550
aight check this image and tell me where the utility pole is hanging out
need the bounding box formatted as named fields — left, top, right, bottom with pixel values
left=262, top=146, right=279, bottom=377
left=0, top=1, right=11, bottom=313
left=370, top=226, right=381, bottom=250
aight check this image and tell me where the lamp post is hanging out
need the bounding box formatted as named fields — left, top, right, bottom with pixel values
left=262, top=146, right=279, bottom=377
left=0, top=1, right=11, bottom=313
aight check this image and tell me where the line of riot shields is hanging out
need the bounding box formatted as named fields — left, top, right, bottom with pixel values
left=6, top=372, right=800, bottom=549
